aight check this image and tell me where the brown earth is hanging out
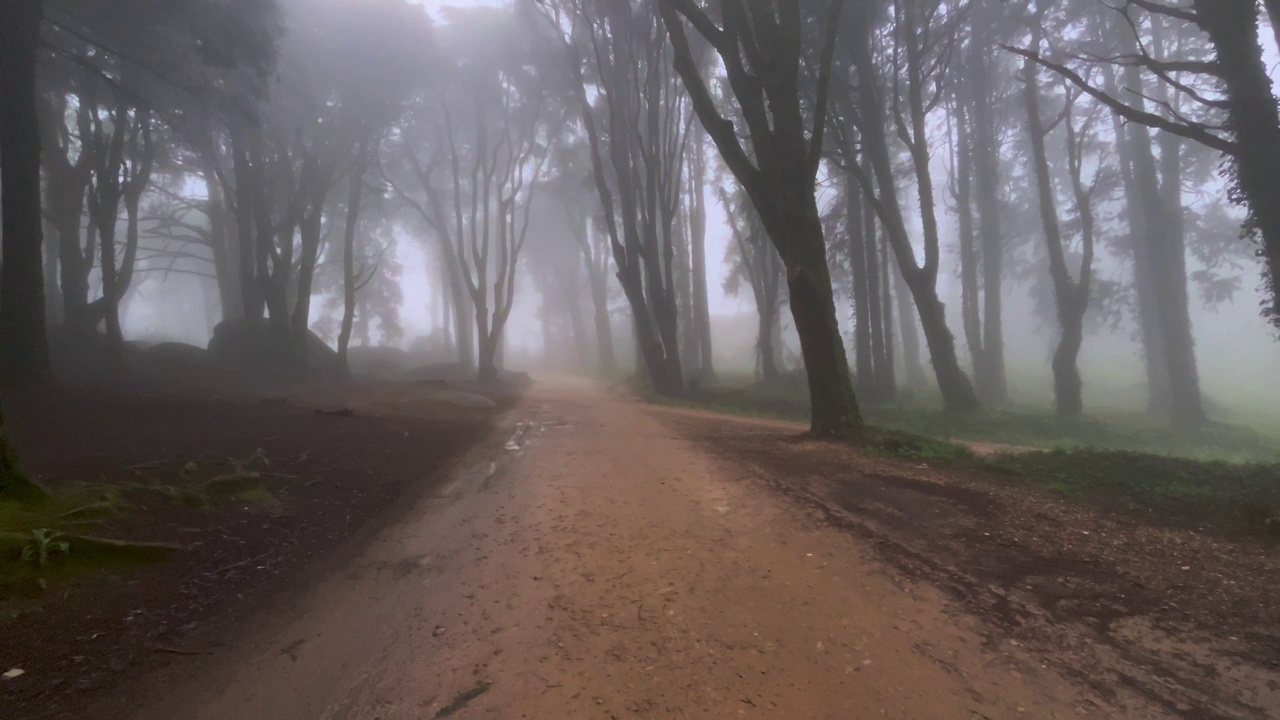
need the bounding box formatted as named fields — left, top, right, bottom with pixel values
left=0, top=378, right=513, bottom=720
left=19, top=377, right=1268, bottom=720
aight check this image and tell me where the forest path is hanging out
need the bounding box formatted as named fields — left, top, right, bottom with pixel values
left=125, top=378, right=1153, bottom=719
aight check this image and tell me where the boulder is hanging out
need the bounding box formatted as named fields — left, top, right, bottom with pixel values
left=347, top=345, right=413, bottom=380
left=207, top=319, right=344, bottom=380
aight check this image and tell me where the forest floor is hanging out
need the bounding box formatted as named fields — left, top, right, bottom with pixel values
left=0, top=374, right=516, bottom=720
left=13, top=376, right=1269, bottom=719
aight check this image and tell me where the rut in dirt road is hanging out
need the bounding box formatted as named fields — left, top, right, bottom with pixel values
left=116, top=379, right=1264, bottom=720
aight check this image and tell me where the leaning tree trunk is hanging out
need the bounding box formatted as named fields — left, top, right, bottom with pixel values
left=0, top=0, right=51, bottom=387
left=778, top=201, right=863, bottom=435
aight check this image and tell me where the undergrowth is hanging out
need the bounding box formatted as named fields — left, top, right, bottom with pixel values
left=639, top=376, right=1280, bottom=538
left=0, top=449, right=281, bottom=615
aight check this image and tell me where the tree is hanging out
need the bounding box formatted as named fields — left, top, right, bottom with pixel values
left=0, top=0, right=51, bottom=387
left=959, top=0, right=1011, bottom=404
left=719, top=184, right=785, bottom=381
left=656, top=0, right=864, bottom=435
left=686, top=135, right=715, bottom=382
left=419, top=6, right=562, bottom=382
left=0, top=399, right=44, bottom=501
left=1021, top=6, right=1101, bottom=417
left=841, top=0, right=981, bottom=413
left=538, top=0, right=694, bottom=397
left=1012, top=0, right=1280, bottom=334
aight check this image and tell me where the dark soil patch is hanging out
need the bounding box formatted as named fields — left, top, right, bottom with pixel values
left=663, top=409, right=1280, bottom=720
left=0, top=379, right=509, bottom=720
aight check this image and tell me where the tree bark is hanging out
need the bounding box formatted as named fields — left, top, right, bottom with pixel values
left=1023, top=48, right=1092, bottom=417
left=1193, top=0, right=1280, bottom=329
left=0, top=398, right=43, bottom=500
left=43, top=218, right=62, bottom=325
left=0, top=0, right=51, bottom=386
left=877, top=228, right=898, bottom=399
left=892, top=260, right=926, bottom=390
left=659, top=0, right=862, bottom=433
left=846, top=169, right=876, bottom=400
left=968, top=1, right=1008, bottom=404
left=848, top=12, right=977, bottom=410
left=1115, top=31, right=1203, bottom=425
left=337, top=139, right=370, bottom=372
left=689, top=136, right=714, bottom=382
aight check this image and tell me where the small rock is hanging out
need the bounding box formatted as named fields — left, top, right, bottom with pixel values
left=3, top=668, right=25, bottom=680
left=433, top=626, right=445, bottom=637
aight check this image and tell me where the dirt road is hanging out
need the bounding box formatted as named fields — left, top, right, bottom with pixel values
left=109, top=378, right=1273, bottom=719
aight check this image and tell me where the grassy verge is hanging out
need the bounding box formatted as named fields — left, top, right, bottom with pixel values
left=640, top=377, right=1280, bottom=539
left=677, top=375, right=1280, bottom=462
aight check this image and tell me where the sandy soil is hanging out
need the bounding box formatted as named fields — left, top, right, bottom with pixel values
left=82, top=377, right=1276, bottom=720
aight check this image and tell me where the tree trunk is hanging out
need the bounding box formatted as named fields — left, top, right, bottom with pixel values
left=1024, top=49, right=1090, bottom=417
left=0, top=398, right=43, bottom=501
left=757, top=302, right=780, bottom=382
left=0, top=0, right=51, bottom=386
left=292, top=208, right=323, bottom=355
left=590, top=274, right=616, bottom=373
left=1115, top=40, right=1203, bottom=425
left=953, top=94, right=984, bottom=389
left=849, top=16, right=978, bottom=411
left=50, top=175, right=90, bottom=334
left=689, top=137, right=714, bottom=382
left=1194, top=0, right=1280, bottom=329
left=892, top=261, right=926, bottom=390
left=230, top=125, right=263, bottom=329
left=336, top=144, right=369, bottom=372
left=42, top=218, right=63, bottom=325
left=477, top=334, right=499, bottom=383
left=845, top=169, right=875, bottom=400
left=780, top=206, right=863, bottom=435
left=968, top=2, right=1008, bottom=404
left=202, top=158, right=241, bottom=323
left=877, top=229, right=897, bottom=400
left=564, top=281, right=591, bottom=372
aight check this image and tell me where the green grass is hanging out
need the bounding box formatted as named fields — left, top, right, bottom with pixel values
left=680, top=374, right=1280, bottom=463
left=0, top=461, right=280, bottom=617
left=0, top=488, right=177, bottom=616
left=641, top=375, right=1280, bottom=538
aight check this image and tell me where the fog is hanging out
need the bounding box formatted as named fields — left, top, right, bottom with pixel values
left=11, top=0, right=1280, bottom=431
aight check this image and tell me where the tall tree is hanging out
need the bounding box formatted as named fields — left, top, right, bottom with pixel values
left=687, top=135, right=715, bottom=382
left=538, top=0, right=693, bottom=396
left=843, top=0, right=981, bottom=412
left=960, top=0, right=1010, bottom=404
left=1013, top=0, right=1280, bottom=335
left=0, top=399, right=43, bottom=501
left=657, top=0, right=864, bottom=435
left=0, top=0, right=51, bottom=386
left=1021, top=9, right=1100, bottom=417
left=719, top=184, right=785, bottom=381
